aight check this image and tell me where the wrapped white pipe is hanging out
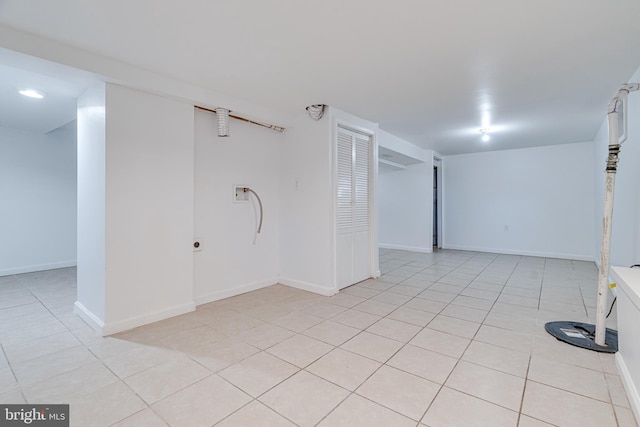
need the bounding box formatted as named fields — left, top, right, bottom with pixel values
left=595, top=83, right=639, bottom=346
left=216, top=108, right=230, bottom=137
left=594, top=112, right=619, bottom=346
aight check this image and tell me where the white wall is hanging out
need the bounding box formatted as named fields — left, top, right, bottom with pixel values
left=378, top=162, right=433, bottom=253
left=104, top=84, right=195, bottom=332
left=443, top=142, right=595, bottom=260
left=377, top=130, right=434, bottom=253
left=594, top=65, right=640, bottom=268
left=193, top=108, right=280, bottom=304
left=0, top=125, right=77, bottom=276
left=76, top=83, right=195, bottom=335
left=279, top=111, right=334, bottom=294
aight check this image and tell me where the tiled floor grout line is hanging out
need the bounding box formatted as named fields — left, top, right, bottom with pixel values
left=397, top=253, right=594, bottom=422
left=7, top=271, right=229, bottom=427
left=516, top=350, right=534, bottom=427
left=361, top=252, right=522, bottom=424
left=382, top=252, right=621, bottom=423
left=0, top=254, right=626, bottom=426
left=306, top=251, right=486, bottom=425
left=409, top=253, right=524, bottom=422
left=194, top=283, right=408, bottom=427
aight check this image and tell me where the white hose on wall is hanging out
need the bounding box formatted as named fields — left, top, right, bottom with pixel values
left=243, top=187, right=263, bottom=234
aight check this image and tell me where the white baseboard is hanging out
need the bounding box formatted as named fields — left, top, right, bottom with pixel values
left=616, top=353, right=640, bottom=425
left=441, top=244, right=594, bottom=262
left=379, top=244, right=433, bottom=254
left=103, top=302, right=196, bottom=336
left=74, top=300, right=196, bottom=336
left=194, top=278, right=278, bottom=306
left=0, top=260, right=77, bottom=277
left=278, top=276, right=337, bottom=296
left=74, top=301, right=105, bottom=335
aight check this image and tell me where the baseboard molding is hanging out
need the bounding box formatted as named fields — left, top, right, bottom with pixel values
left=194, top=278, right=278, bottom=306
left=278, top=276, right=337, bottom=296
left=616, top=353, right=640, bottom=425
left=103, top=301, right=196, bottom=336
left=379, top=244, right=433, bottom=254
left=75, top=300, right=197, bottom=336
left=0, top=260, right=77, bottom=277
left=441, top=244, right=594, bottom=262
left=74, top=301, right=105, bottom=335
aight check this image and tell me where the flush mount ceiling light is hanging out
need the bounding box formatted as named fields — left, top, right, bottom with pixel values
left=479, top=128, right=491, bottom=142
left=216, top=108, right=230, bottom=137
left=306, top=104, right=326, bottom=121
left=19, top=89, right=46, bottom=99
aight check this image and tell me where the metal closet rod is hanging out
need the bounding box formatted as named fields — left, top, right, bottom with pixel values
left=195, top=105, right=285, bottom=133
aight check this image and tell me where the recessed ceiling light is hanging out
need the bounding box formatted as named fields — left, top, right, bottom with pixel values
left=19, top=89, right=46, bottom=99
left=479, top=128, right=491, bottom=142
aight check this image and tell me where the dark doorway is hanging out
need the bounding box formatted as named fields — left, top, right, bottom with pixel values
left=433, top=165, right=438, bottom=247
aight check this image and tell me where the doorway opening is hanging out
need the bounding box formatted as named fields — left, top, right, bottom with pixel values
left=433, top=157, right=442, bottom=249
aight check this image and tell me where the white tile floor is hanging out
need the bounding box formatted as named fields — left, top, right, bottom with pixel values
left=0, top=249, right=636, bottom=426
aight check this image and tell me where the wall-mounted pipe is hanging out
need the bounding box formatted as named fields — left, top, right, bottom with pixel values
left=195, top=105, right=285, bottom=133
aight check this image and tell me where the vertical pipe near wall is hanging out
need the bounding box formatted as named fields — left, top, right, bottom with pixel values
left=595, top=110, right=620, bottom=346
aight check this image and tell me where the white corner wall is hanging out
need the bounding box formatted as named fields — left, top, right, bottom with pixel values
left=103, top=84, right=195, bottom=333
left=76, top=83, right=195, bottom=335
left=193, top=108, right=280, bottom=304
left=0, top=125, right=77, bottom=276
left=593, top=65, right=640, bottom=268
left=278, top=111, right=334, bottom=294
left=443, top=142, right=595, bottom=260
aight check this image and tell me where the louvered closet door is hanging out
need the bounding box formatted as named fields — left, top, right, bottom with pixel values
left=336, top=128, right=371, bottom=289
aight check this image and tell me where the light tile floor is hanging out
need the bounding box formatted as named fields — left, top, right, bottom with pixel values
left=0, top=249, right=636, bottom=426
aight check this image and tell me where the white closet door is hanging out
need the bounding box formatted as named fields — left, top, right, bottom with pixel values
left=352, top=135, right=370, bottom=283
left=336, top=128, right=371, bottom=289
left=337, top=132, right=353, bottom=234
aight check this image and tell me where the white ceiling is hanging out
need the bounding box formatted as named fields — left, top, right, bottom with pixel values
left=0, top=62, right=77, bottom=133
left=0, top=48, right=99, bottom=133
left=1, top=1, right=639, bottom=153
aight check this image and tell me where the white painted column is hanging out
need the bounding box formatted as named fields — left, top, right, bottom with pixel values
left=76, top=84, right=107, bottom=327
left=75, top=83, right=196, bottom=335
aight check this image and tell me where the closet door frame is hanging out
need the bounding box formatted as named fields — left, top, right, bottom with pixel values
left=332, top=118, right=380, bottom=292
